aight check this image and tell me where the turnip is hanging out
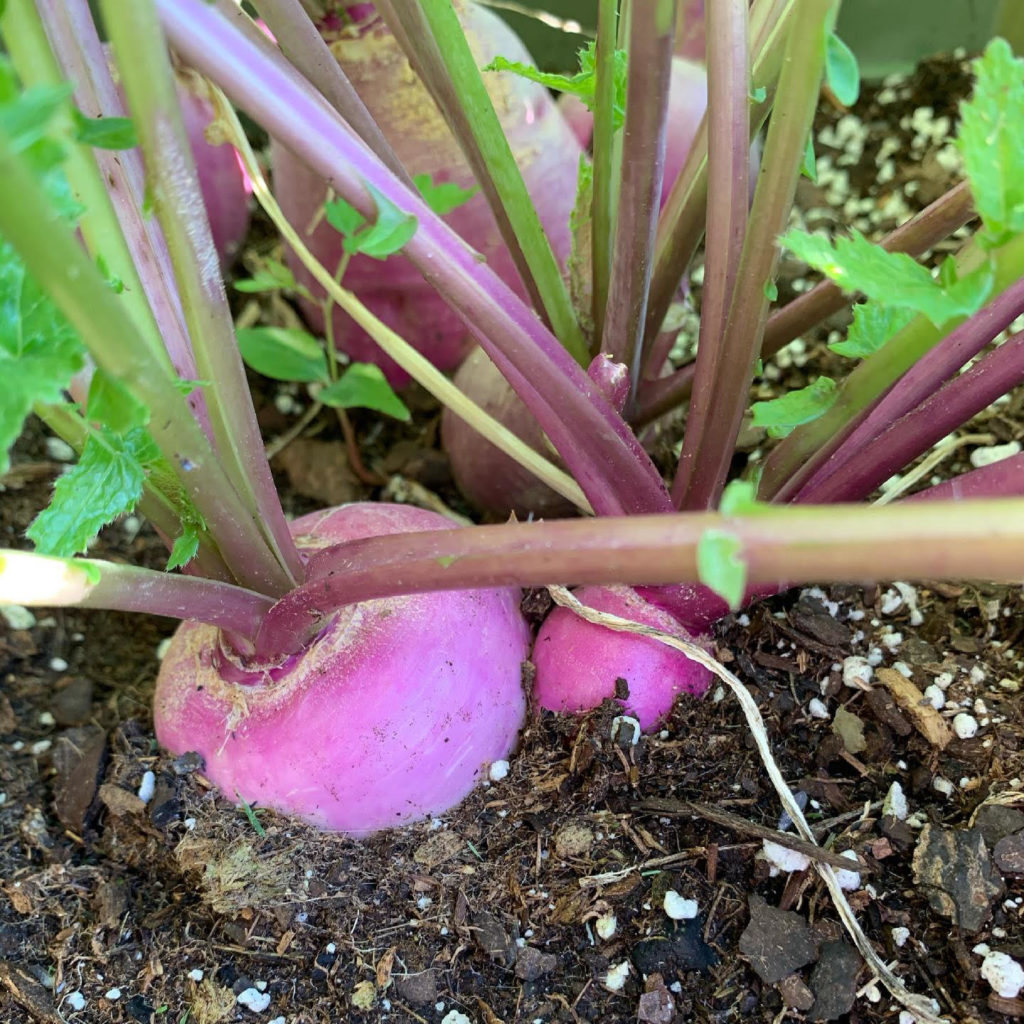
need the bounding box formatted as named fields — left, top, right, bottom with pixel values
left=532, top=585, right=712, bottom=731
left=154, top=503, right=530, bottom=834
left=270, top=1, right=582, bottom=385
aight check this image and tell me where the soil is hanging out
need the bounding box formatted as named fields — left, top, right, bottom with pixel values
left=3, top=54, right=1024, bottom=1024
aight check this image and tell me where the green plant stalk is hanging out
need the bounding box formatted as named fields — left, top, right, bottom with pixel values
left=216, top=91, right=592, bottom=514
left=643, top=0, right=795, bottom=355
left=760, top=231, right=1024, bottom=501
left=1, top=0, right=174, bottom=372
left=100, top=0, right=303, bottom=589
left=602, top=0, right=677, bottom=388
left=0, top=549, right=273, bottom=638
left=401, top=0, right=588, bottom=364
left=0, top=130, right=292, bottom=595
left=672, top=0, right=832, bottom=510
left=591, top=0, right=618, bottom=349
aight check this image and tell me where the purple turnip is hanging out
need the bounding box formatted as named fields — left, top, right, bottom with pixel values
left=154, top=503, right=529, bottom=834
left=269, top=1, right=582, bottom=385
left=532, top=584, right=713, bottom=732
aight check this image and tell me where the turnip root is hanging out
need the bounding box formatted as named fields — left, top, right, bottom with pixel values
left=532, top=584, right=712, bottom=731
left=270, top=2, right=582, bottom=385
left=154, top=503, right=529, bottom=834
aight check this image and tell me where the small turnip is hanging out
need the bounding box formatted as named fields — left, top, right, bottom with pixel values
left=154, top=503, right=530, bottom=834
left=269, top=1, right=582, bottom=385
left=532, top=584, right=713, bottom=732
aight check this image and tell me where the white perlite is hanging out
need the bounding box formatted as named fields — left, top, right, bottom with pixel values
left=65, top=992, right=86, bottom=1011
left=981, top=951, right=1024, bottom=998
left=237, top=988, right=272, bottom=1013
left=842, top=656, right=873, bottom=689
left=834, top=850, right=862, bottom=891
left=762, top=840, right=811, bottom=874
left=440, top=1012, right=473, bottom=1024
left=807, top=698, right=830, bottom=720
left=891, top=926, right=910, bottom=948
left=137, top=771, right=156, bottom=804
left=0, top=604, right=36, bottom=630
left=882, top=781, right=909, bottom=821
left=595, top=912, right=617, bottom=940
left=488, top=760, right=509, bottom=783
left=952, top=713, right=978, bottom=739
left=663, top=890, right=699, bottom=920
left=604, top=961, right=631, bottom=992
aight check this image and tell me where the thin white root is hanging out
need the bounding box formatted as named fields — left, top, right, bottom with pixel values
left=547, top=584, right=948, bottom=1024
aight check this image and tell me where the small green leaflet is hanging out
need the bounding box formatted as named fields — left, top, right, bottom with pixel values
left=71, top=108, right=138, bottom=150
left=318, top=363, right=411, bottom=422
left=696, top=529, right=746, bottom=611
left=0, top=81, right=73, bottom=153
left=86, top=369, right=149, bottom=435
left=484, top=41, right=629, bottom=129
left=325, top=183, right=418, bottom=260
left=750, top=84, right=767, bottom=104
left=764, top=280, right=778, bottom=301
left=801, top=135, right=817, bottom=182
left=27, top=427, right=156, bottom=557
left=830, top=302, right=915, bottom=358
left=233, top=259, right=299, bottom=294
left=0, top=240, right=85, bottom=474
left=167, top=519, right=202, bottom=572
left=750, top=376, right=838, bottom=438
left=719, top=479, right=762, bottom=516
left=236, top=327, right=327, bottom=382
left=413, top=172, right=477, bottom=215
left=825, top=32, right=860, bottom=107
left=780, top=229, right=993, bottom=326
left=958, top=38, right=1024, bottom=248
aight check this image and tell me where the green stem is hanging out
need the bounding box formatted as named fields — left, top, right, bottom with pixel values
left=759, top=231, right=1024, bottom=501
left=672, top=0, right=832, bottom=510
left=100, top=0, right=303, bottom=588
left=397, top=0, right=588, bottom=364
left=591, top=0, right=618, bottom=350
left=0, top=130, right=288, bottom=595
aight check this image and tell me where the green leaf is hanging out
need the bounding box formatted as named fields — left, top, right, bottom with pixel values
left=780, top=229, right=992, bottom=326
left=830, top=302, right=916, bottom=358
left=27, top=427, right=153, bottom=556
left=750, top=376, right=838, bottom=438
left=958, top=38, right=1024, bottom=247
left=764, top=280, right=778, bottom=301
left=70, top=108, right=137, bottom=150
left=801, top=134, right=817, bottom=182
left=485, top=42, right=629, bottom=129
left=233, top=259, right=297, bottom=294
left=324, top=196, right=366, bottom=238
left=413, top=172, right=478, bottom=215
left=86, top=369, right=149, bottom=435
left=825, top=32, right=860, bottom=107
left=0, top=240, right=86, bottom=474
left=697, top=529, right=747, bottom=611
left=750, top=84, right=767, bottom=103
left=345, top=182, right=417, bottom=259
left=236, top=327, right=327, bottom=382
left=0, top=82, right=73, bottom=153
left=719, top=480, right=762, bottom=516
left=318, top=363, right=411, bottom=421
left=167, top=522, right=201, bottom=572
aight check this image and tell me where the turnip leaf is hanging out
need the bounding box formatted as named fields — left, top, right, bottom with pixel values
left=958, top=38, right=1024, bottom=248
left=345, top=182, right=417, bottom=259
left=780, top=229, right=993, bottom=326
left=27, top=427, right=155, bottom=557
left=830, top=302, right=915, bottom=359
left=324, top=195, right=365, bottom=238
left=825, top=32, right=859, bottom=107
left=413, top=172, right=478, bottom=215
left=236, top=327, right=327, bottom=382
left=167, top=521, right=202, bottom=572
left=318, top=363, right=411, bottom=422
left=86, top=370, right=149, bottom=435
left=71, top=108, right=138, bottom=150
left=697, top=528, right=746, bottom=611
left=719, top=480, right=762, bottom=516
left=750, top=376, right=838, bottom=438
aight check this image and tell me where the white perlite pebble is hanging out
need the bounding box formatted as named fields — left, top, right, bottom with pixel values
left=971, top=441, right=1022, bottom=469
left=137, top=771, right=156, bottom=804
left=933, top=776, right=955, bottom=797
left=155, top=637, right=173, bottom=661
left=892, top=926, right=910, bottom=948
left=237, top=988, right=272, bottom=1013
left=834, top=850, right=862, bottom=891
left=188, top=969, right=204, bottom=982
left=604, top=961, right=631, bottom=992
left=488, top=760, right=509, bottom=783
left=49, top=657, right=68, bottom=672
left=104, top=988, right=121, bottom=1000
left=45, top=436, right=76, bottom=461
left=762, top=840, right=811, bottom=874
left=663, top=891, right=699, bottom=920
left=268, top=1019, right=286, bottom=1024
left=842, top=656, right=873, bottom=689
left=953, top=714, right=978, bottom=739
left=922, top=684, right=945, bottom=710
left=808, top=698, right=830, bottom=720
left=441, top=1012, right=473, bottom=1024
left=981, top=951, right=1024, bottom=998
left=882, top=781, right=909, bottom=821
left=0, top=604, right=37, bottom=630
left=65, top=992, right=86, bottom=1011
left=595, top=912, right=617, bottom=940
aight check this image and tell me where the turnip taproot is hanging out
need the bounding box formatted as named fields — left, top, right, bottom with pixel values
left=270, top=1, right=582, bottom=385
left=532, top=585, right=712, bottom=732
left=154, top=503, right=529, bottom=834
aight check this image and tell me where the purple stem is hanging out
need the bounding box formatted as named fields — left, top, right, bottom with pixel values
left=160, top=0, right=672, bottom=516
left=602, top=0, right=676, bottom=393
left=801, top=330, right=1024, bottom=503
left=795, top=273, right=1024, bottom=500
left=907, top=454, right=1024, bottom=502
